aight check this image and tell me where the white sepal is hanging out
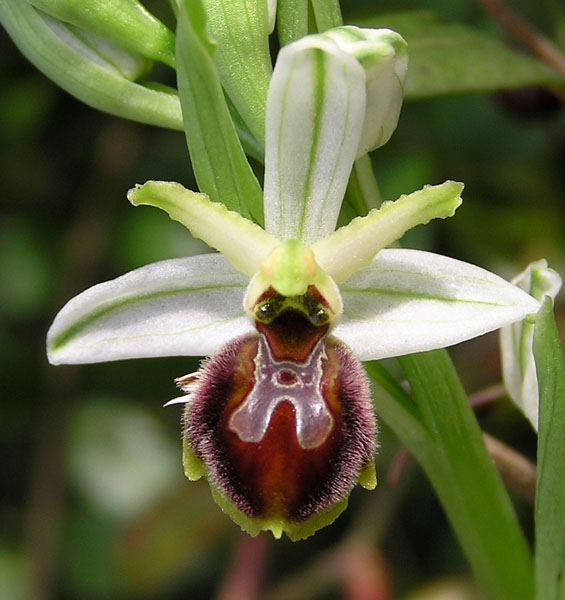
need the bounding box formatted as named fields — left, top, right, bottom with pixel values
left=500, top=259, right=562, bottom=430
left=333, top=249, right=540, bottom=361
left=47, top=254, right=253, bottom=364
left=263, top=34, right=366, bottom=244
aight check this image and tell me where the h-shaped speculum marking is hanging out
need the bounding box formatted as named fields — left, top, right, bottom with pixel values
left=229, top=334, right=334, bottom=449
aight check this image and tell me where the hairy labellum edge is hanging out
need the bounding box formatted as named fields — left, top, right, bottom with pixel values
left=181, top=310, right=377, bottom=537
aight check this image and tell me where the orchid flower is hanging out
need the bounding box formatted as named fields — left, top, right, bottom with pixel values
left=500, top=260, right=562, bottom=430
left=46, top=27, right=540, bottom=540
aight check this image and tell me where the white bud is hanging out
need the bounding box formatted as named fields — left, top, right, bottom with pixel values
left=500, top=260, right=562, bottom=430
left=320, top=26, right=408, bottom=157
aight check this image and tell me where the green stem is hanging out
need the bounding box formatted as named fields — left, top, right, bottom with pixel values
left=397, top=350, right=534, bottom=600
left=310, top=0, right=343, bottom=31
left=344, top=155, right=384, bottom=215
left=355, top=162, right=533, bottom=599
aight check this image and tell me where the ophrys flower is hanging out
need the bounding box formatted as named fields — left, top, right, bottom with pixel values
left=47, top=27, right=539, bottom=539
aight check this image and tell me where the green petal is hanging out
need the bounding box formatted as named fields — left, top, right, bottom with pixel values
left=128, top=181, right=279, bottom=277
left=312, top=181, right=463, bottom=282
left=263, top=35, right=366, bottom=244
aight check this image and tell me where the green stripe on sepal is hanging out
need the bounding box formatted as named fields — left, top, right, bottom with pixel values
left=334, top=248, right=540, bottom=361
left=263, top=35, right=366, bottom=244
left=47, top=254, right=251, bottom=364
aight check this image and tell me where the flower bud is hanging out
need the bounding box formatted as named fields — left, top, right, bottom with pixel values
left=500, top=260, right=562, bottom=430
left=181, top=290, right=376, bottom=539
left=320, top=26, right=408, bottom=157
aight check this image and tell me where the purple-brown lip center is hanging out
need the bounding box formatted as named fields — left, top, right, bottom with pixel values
left=184, top=306, right=376, bottom=523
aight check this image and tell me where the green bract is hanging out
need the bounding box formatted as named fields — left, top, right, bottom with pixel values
left=1, top=0, right=184, bottom=129
left=26, top=0, right=176, bottom=67
left=200, top=0, right=273, bottom=145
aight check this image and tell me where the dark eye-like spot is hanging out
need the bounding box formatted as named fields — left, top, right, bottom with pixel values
left=309, top=307, right=329, bottom=325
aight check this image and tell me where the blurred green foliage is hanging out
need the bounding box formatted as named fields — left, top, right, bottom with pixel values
left=1, top=0, right=563, bottom=599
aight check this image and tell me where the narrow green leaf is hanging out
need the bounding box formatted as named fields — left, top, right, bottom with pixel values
left=201, top=0, right=272, bottom=146
left=224, top=94, right=265, bottom=162
left=360, top=11, right=565, bottom=99
left=1, top=0, right=184, bottom=129
left=26, top=0, right=176, bottom=67
left=176, top=0, right=264, bottom=222
left=534, top=298, right=565, bottom=600
left=398, top=350, right=534, bottom=600
left=276, top=0, right=309, bottom=45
